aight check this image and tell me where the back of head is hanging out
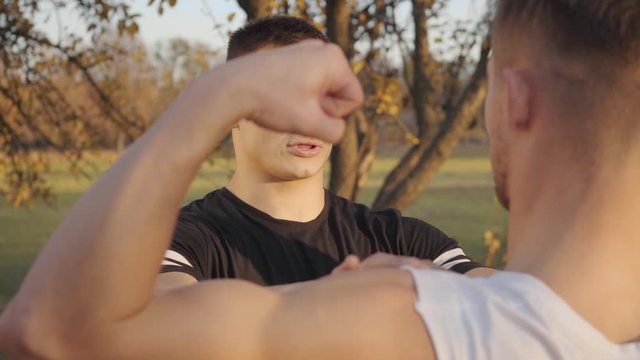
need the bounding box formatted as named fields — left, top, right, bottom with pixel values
left=494, top=0, right=640, bottom=64
left=227, top=16, right=328, bottom=61
left=493, top=0, right=640, bottom=157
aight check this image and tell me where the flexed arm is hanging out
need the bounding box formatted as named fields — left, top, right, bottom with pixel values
left=0, top=42, right=435, bottom=360
left=0, top=41, right=366, bottom=359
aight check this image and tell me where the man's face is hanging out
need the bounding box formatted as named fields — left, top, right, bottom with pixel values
left=233, top=119, right=332, bottom=181
left=484, top=47, right=511, bottom=210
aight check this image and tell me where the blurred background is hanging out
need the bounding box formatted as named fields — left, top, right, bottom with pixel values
left=0, top=0, right=507, bottom=324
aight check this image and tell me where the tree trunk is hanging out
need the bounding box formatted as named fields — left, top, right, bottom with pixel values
left=326, top=0, right=361, bottom=199
left=372, top=39, right=490, bottom=210
left=329, top=116, right=360, bottom=197
left=237, top=0, right=270, bottom=19
left=353, top=110, right=378, bottom=199
left=372, top=0, right=439, bottom=207
left=325, top=0, right=352, bottom=57
left=328, top=108, right=379, bottom=199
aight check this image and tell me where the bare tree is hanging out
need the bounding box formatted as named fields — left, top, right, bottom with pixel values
left=0, top=0, right=490, bottom=211
left=371, top=0, right=491, bottom=210
left=0, top=0, right=145, bottom=206
left=0, top=0, right=218, bottom=207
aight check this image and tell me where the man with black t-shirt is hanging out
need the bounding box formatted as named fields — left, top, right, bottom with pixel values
left=3, top=2, right=640, bottom=358
left=156, top=16, right=489, bottom=292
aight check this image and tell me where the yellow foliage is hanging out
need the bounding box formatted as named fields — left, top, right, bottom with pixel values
left=352, top=60, right=366, bottom=75
left=127, top=23, right=139, bottom=37
left=367, top=72, right=403, bottom=119
left=483, top=230, right=505, bottom=268
left=405, top=133, right=420, bottom=145
left=388, top=105, right=400, bottom=116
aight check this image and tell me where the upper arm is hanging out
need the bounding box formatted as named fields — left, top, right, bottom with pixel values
left=24, top=269, right=433, bottom=359
left=119, top=269, right=434, bottom=360
left=266, top=268, right=435, bottom=360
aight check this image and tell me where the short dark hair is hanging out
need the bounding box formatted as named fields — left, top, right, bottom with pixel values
left=494, top=0, right=640, bottom=66
left=227, top=16, right=328, bottom=60
left=494, top=0, right=640, bottom=156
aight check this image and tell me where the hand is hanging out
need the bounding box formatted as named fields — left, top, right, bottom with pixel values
left=331, top=253, right=438, bottom=275
left=225, top=40, right=364, bottom=143
left=331, top=255, right=361, bottom=274
left=359, top=253, right=438, bottom=270
left=158, top=40, right=363, bottom=157
left=276, top=253, right=436, bottom=296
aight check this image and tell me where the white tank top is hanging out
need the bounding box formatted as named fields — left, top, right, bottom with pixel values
left=403, top=267, right=640, bottom=359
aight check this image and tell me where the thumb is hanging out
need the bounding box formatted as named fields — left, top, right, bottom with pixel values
left=320, top=94, right=362, bottom=119
left=311, top=112, right=347, bottom=144
left=332, top=255, right=361, bottom=274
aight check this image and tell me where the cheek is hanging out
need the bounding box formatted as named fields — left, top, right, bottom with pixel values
left=255, top=140, right=286, bottom=164
left=240, top=135, right=284, bottom=170
left=484, top=80, right=506, bottom=149
left=246, top=130, right=284, bottom=152
left=484, top=90, right=497, bottom=136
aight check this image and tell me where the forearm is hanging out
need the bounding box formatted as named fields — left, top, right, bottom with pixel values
left=0, top=67, right=243, bottom=351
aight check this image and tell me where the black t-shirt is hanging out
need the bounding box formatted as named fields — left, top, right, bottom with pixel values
left=161, top=188, right=481, bottom=285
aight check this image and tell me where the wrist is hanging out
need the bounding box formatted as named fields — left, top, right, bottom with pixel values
left=153, top=63, right=253, bottom=161
left=216, top=57, right=261, bottom=123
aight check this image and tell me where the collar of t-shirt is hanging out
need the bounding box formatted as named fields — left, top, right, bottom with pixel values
left=219, top=187, right=330, bottom=233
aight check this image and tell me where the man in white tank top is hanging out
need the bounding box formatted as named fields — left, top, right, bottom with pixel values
left=399, top=1, right=640, bottom=358
left=1, top=0, right=639, bottom=358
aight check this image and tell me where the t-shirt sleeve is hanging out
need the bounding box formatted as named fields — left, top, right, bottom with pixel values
left=401, top=217, right=484, bottom=274
left=160, top=218, right=215, bottom=281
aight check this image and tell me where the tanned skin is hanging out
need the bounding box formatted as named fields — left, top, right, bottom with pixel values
left=1, top=11, right=640, bottom=357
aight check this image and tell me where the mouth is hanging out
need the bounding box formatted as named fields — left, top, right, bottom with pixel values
left=286, top=140, right=323, bottom=158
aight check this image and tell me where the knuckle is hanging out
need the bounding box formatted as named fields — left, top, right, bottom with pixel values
left=325, top=43, right=344, bottom=59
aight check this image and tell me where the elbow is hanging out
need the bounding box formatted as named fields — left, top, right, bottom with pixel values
left=0, top=301, right=40, bottom=358
left=0, top=300, right=75, bottom=359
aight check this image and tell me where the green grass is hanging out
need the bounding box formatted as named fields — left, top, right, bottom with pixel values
left=357, top=152, right=508, bottom=258
left=0, top=147, right=508, bottom=316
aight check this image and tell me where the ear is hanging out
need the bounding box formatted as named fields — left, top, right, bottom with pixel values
left=503, top=68, right=532, bottom=130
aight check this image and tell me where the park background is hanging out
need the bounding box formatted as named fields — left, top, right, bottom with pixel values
left=0, top=1, right=507, bottom=351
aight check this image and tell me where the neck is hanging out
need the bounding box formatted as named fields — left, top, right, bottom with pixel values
left=226, top=167, right=325, bottom=222
left=506, top=150, right=640, bottom=343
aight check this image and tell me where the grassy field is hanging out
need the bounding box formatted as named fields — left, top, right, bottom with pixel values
left=0, top=146, right=508, bottom=316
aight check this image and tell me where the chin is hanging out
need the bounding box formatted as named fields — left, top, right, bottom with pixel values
left=288, top=160, right=325, bottom=179
left=271, top=166, right=322, bottom=181
left=291, top=168, right=320, bottom=179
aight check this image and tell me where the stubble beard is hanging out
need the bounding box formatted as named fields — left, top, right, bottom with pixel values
left=491, top=145, right=511, bottom=211
left=494, top=175, right=510, bottom=211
